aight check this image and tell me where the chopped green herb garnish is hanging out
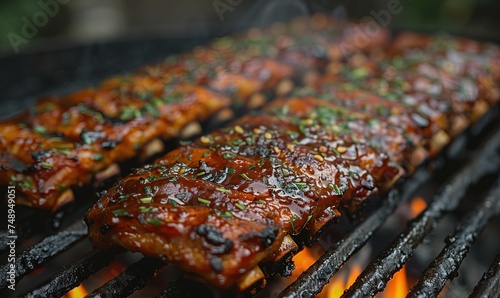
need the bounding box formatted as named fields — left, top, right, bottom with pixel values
left=57, top=185, right=67, bottom=192
left=222, top=211, right=234, bottom=219
left=167, top=198, right=178, bottom=206
left=140, top=197, right=152, bottom=203
left=248, top=164, right=256, bottom=169
left=240, top=173, right=251, bottom=181
left=226, top=167, right=235, bottom=174
left=202, top=152, right=211, bottom=157
left=197, top=197, right=211, bottom=205
left=118, top=194, right=130, bottom=202
left=286, top=130, right=299, bottom=139
left=216, top=187, right=232, bottom=194
left=196, top=171, right=206, bottom=177
left=93, top=154, right=104, bottom=162
left=40, top=162, right=53, bottom=169
left=257, top=199, right=266, bottom=204
left=305, top=214, right=313, bottom=226
left=222, top=152, right=234, bottom=160
left=120, top=106, right=141, bottom=121
left=139, top=206, right=158, bottom=213
left=291, top=216, right=298, bottom=233
left=33, top=125, right=47, bottom=134
left=349, top=171, right=356, bottom=178
left=329, top=183, right=343, bottom=195
left=235, top=203, right=246, bottom=211
left=293, top=182, right=307, bottom=190
left=112, top=209, right=130, bottom=217
left=144, top=186, right=153, bottom=196
left=146, top=218, right=164, bottom=226
left=179, top=140, right=192, bottom=146
left=18, top=180, right=32, bottom=189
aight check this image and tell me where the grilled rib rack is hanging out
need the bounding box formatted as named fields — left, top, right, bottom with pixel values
left=1, top=100, right=500, bottom=298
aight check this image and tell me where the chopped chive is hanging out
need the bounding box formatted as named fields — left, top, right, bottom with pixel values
left=196, top=171, right=206, bottom=176
left=291, top=216, right=298, bottom=233
left=235, top=203, right=246, bottom=211
left=139, top=206, right=158, bottom=213
left=146, top=218, right=164, bottom=226
left=286, top=130, right=299, bottom=139
left=40, top=162, right=53, bottom=169
left=294, top=182, right=307, bottom=190
left=305, top=214, right=313, bottom=226
left=257, top=199, right=266, bottom=204
left=222, top=211, right=233, bottom=219
left=18, top=180, right=32, bottom=189
left=240, top=173, right=251, bottom=181
left=216, top=187, right=232, bottom=194
left=222, top=152, right=234, bottom=160
left=329, top=183, right=343, bottom=195
left=140, top=197, right=152, bottom=203
left=197, top=197, right=211, bottom=205
left=144, top=186, right=153, bottom=196
left=33, top=125, right=47, bottom=134
left=167, top=198, right=178, bottom=206
left=117, top=194, right=130, bottom=202
left=112, top=209, right=130, bottom=217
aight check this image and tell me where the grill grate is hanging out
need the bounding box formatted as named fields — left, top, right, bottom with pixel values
left=341, top=130, right=500, bottom=298
left=87, top=257, right=166, bottom=297
left=470, top=253, right=500, bottom=297
left=408, top=182, right=500, bottom=297
left=2, top=108, right=500, bottom=298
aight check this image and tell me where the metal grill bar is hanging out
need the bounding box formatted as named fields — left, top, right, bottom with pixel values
left=23, top=247, right=122, bottom=298
left=278, top=168, right=430, bottom=298
left=408, top=179, right=500, bottom=297
left=341, top=131, right=500, bottom=298
left=470, top=253, right=500, bottom=297
left=87, top=257, right=166, bottom=297
left=0, top=220, right=87, bottom=289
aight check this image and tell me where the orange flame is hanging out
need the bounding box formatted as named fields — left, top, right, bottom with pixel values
left=410, top=197, right=427, bottom=218
left=379, top=265, right=408, bottom=298
left=291, top=248, right=317, bottom=278
left=292, top=247, right=413, bottom=298
left=65, top=284, right=88, bottom=298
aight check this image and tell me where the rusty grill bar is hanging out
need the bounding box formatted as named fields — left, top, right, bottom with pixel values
left=1, top=107, right=499, bottom=298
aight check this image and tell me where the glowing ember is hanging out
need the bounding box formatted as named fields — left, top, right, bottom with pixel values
left=379, top=265, right=408, bottom=298
left=65, top=284, right=88, bottom=298
left=410, top=196, right=427, bottom=217
left=326, top=277, right=345, bottom=298
left=291, top=248, right=317, bottom=278
left=324, top=264, right=363, bottom=298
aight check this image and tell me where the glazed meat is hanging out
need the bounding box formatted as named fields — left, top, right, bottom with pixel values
left=86, top=96, right=401, bottom=288
left=86, top=19, right=500, bottom=290
left=0, top=15, right=389, bottom=211
left=0, top=84, right=230, bottom=210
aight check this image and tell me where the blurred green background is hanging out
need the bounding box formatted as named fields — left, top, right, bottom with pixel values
left=0, top=0, right=499, bottom=55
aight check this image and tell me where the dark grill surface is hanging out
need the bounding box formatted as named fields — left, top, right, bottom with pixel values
left=1, top=103, right=500, bottom=298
